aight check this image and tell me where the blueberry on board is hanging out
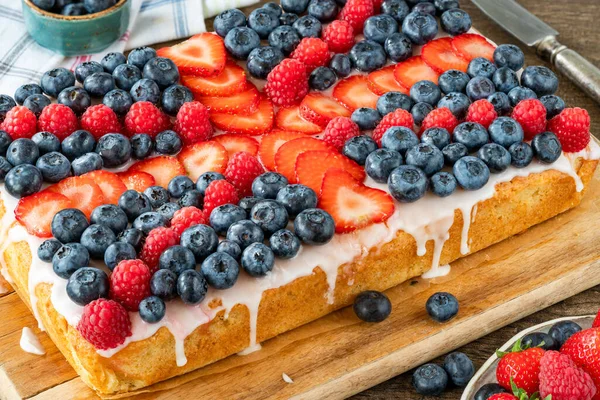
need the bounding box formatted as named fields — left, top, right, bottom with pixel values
left=127, top=46, right=158, bottom=70
left=377, top=92, right=414, bottom=116
left=241, top=242, right=275, bottom=277
left=281, top=0, right=310, bottom=14
left=75, top=61, right=104, bottom=84
left=430, top=171, right=457, bottom=197
left=488, top=116, right=524, bottom=148
left=493, top=44, right=525, bottom=71
left=509, top=142, right=534, bottom=168
left=466, top=76, right=496, bottom=101
left=467, top=57, right=497, bottom=79
left=276, top=184, right=318, bottom=217
left=349, top=40, right=387, bottom=72
left=95, top=133, right=131, bottom=167
left=522, top=332, right=557, bottom=350
left=196, top=171, right=225, bottom=195
left=410, top=80, right=441, bottom=106
left=549, top=320, right=582, bottom=348
left=437, top=92, right=471, bottom=119
left=155, top=130, right=182, bottom=155
left=248, top=7, right=280, bottom=39
left=159, top=245, right=197, bottom=275
left=250, top=199, right=289, bottom=235
left=117, top=228, right=144, bottom=251
left=381, top=126, right=419, bottom=155
left=41, top=68, right=75, bottom=98
left=103, top=89, right=133, bottom=116
left=216, top=240, right=242, bottom=260
left=210, top=204, right=247, bottom=236
left=32, top=131, right=59, bottom=155
left=139, top=296, right=166, bottom=323
left=474, top=383, right=508, bottom=400
left=381, top=0, right=410, bottom=23
left=38, top=239, right=63, bottom=262
left=83, top=72, right=115, bottom=98
left=130, top=78, right=161, bottom=104
left=443, top=352, right=474, bottom=387
left=421, top=127, right=451, bottom=150
left=365, top=148, right=404, bottom=183
left=280, top=13, right=299, bottom=26
left=0, top=95, right=16, bottom=120
left=0, top=157, right=11, bottom=180
left=268, top=25, right=302, bottom=56
left=411, top=102, right=434, bottom=126
left=168, top=175, right=195, bottom=198
left=492, top=67, right=519, bottom=94
left=177, top=269, right=208, bottom=305
left=23, top=94, right=51, bottom=116
left=440, top=8, right=471, bottom=36
left=364, top=14, right=399, bottom=44
left=130, top=133, right=154, bottom=159
left=118, top=190, right=152, bottom=221
left=5, top=165, right=43, bottom=198
left=269, top=229, right=301, bottom=259
left=453, top=156, right=490, bottom=190
left=402, top=11, right=438, bottom=45
left=225, top=27, right=262, bottom=60
left=71, top=152, right=103, bottom=175
left=521, top=65, right=559, bottom=97
left=351, top=108, right=382, bottom=131
left=426, top=292, right=459, bottom=322
left=181, top=224, right=219, bottom=261
left=247, top=46, right=285, bottom=79
left=66, top=267, right=109, bottom=306
left=156, top=202, right=181, bottom=220
left=104, top=242, right=137, bottom=271
left=438, top=69, right=470, bottom=94
left=7, top=138, right=39, bottom=166
left=343, top=135, right=378, bottom=165
left=292, top=15, right=322, bottom=38
left=488, top=92, right=512, bottom=116
left=32, top=0, right=55, bottom=11
left=151, top=269, right=178, bottom=300
left=143, top=57, right=180, bottom=90
left=353, top=291, right=392, bottom=322
left=387, top=165, right=428, bottom=203
left=507, top=86, right=537, bottom=107
left=112, top=64, right=141, bottom=92
left=201, top=252, right=240, bottom=289
left=329, top=53, right=352, bottom=77
left=52, top=243, right=90, bottom=279
left=294, top=208, right=335, bottom=245
left=143, top=186, right=170, bottom=209
left=309, top=66, right=337, bottom=91
left=133, top=211, right=168, bottom=235
left=214, top=9, right=247, bottom=38
left=15, top=83, right=43, bottom=105
left=540, top=94, right=566, bottom=119
left=52, top=208, right=89, bottom=243
left=453, top=122, right=489, bottom=152
left=100, top=51, right=126, bottom=73
left=80, top=224, right=116, bottom=259
left=252, top=172, right=289, bottom=199
left=532, top=132, right=562, bottom=164
left=384, top=32, right=412, bottom=62
left=91, top=204, right=128, bottom=235
left=412, top=363, right=448, bottom=396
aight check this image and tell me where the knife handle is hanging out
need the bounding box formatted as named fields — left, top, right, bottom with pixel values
left=538, top=37, right=600, bottom=104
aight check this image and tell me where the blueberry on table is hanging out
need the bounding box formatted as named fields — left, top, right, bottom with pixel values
left=139, top=296, right=166, bottom=323
left=365, top=148, right=403, bottom=183
left=293, top=208, right=334, bottom=245
left=143, top=57, right=180, bottom=90
left=474, top=383, right=507, bottom=400
left=509, top=142, right=534, bottom=169
left=177, top=270, right=208, bottom=305
left=548, top=320, right=582, bottom=348
left=36, top=152, right=71, bottom=183
left=353, top=291, right=392, bottom=322
left=210, top=204, right=247, bottom=236
left=241, top=242, right=275, bottom=277
left=52, top=208, right=89, bottom=243
left=201, top=252, right=240, bottom=289
left=247, top=46, right=285, bottom=79
left=66, top=267, right=109, bottom=306
left=276, top=184, right=318, bottom=217
left=52, top=243, right=90, bottom=279
left=252, top=172, right=289, bottom=200
left=15, top=83, right=43, bottom=105
left=381, top=126, right=419, bottom=155
left=269, top=229, right=301, bottom=259
left=363, top=15, right=398, bottom=44
left=214, top=9, right=247, bottom=38
left=402, top=11, right=438, bottom=45
left=41, top=67, right=75, bottom=98
left=349, top=40, right=387, bottom=72
left=443, top=352, right=474, bottom=387
left=453, top=156, right=490, bottom=191
left=38, top=239, right=63, bottom=263
left=426, top=292, right=459, bottom=323
left=127, top=47, right=158, bottom=70
left=159, top=245, right=197, bottom=275
left=225, top=27, right=261, bottom=60
left=5, top=165, right=43, bottom=198
left=151, top=269, right=178, bottom=301
left=32, top=131, right=59, bottom=155
left=532, top=132, right=562, bottom=164
left=292, top=15, right=322, bottom=38
left=104, top=242, right=137, bottom=271
left=412, top=363, right=448, bottom=396
left=133, top=211, right=168, bottom=235
left=437, top=92, right=471, bottom=119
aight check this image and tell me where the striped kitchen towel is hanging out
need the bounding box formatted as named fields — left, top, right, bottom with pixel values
left=0, top=0, right=260, bottom=95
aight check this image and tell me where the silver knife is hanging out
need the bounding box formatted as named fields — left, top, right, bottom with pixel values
left=471, top=0, right=600, bottom=105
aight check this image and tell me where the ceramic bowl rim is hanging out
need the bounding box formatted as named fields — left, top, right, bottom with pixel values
left=23, top=0, right=128, bottom=21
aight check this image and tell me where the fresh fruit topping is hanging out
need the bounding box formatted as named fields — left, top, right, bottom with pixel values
left=394, top=56, right=440, bottom=90
left=451, top=33, right=495, bottom=62
left=80, top=105, right=122, bottom=140
left=198, top=84, right=260, bottom=114
left=511, top=99, right=547, bottom=140
left=124, top=101, right=172, bottom=137
left=210, top=96, right=274, bottom=135
left=547, top=107, right=591, bottom=152
left=275, top=136, right=335, bottom=182
left=322, top=116, right=361, bottom=151
left=140, top=227, right=180, bottom=271
left=264, top=58, right=309, bottom=107
left=368, top=65, right=409, bottom=96
left=539, top=350, right=597, bottom=400
left=177, top=141, right=229, bottom=181
left=77, top=298, right=131, bottom=350
left=129, top=156, right=186, bottom=188
left=2, top=106, right=38, bottom=139
left=299, top=93, right=351, bottom=127
left=319, top=169, right=394, bottom=233
left=466, top=99, right=498, bottom=129
left=180, top=62, right=247, bottom=97
left=420, top=107, right=459, bottom=135
left=372, top=108, right=415, bottom=145
left=47, top=176, right=106, bottom=218
left=421, top=37, right=469, bottom=74
left=224, top=151, right=264, bottom=197
left=37, top=104, right=79, bottom=140
left=291, top=37, right=331, bottom=72
left=15, top=191, right=72, bottom=238
left=594, top=311, right=600, bottom=328
left=333, top=75, right=380, bottom=111
left=170, top=206, right=207, bottom=236
left=321, top=19, right=355, bottom=53
left=117, top=170, right=156, bottom=192
left=496, top=339, right=545, bottom=395
left=109, top=259, right=152, bottom=311
left=561, top=328, right=600, bottom=398
left=295, top=150, right=365, bottom=194
left=339, top=0, right=374, bottom=33
left=174, top=101, right=214, bottom=145
left=258, top=129, right=306, bottom=171
left=157, top=33, right=226, bottom=77
left=213, top=134, right=259, bottom=157
left=82, top=170, right=127, bottom=205
left=203, top=179, right=240, bottom=216
left=275, top=106, right=322, bottom=134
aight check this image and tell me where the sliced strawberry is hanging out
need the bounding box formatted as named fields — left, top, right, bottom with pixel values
left=47, top=176, right=106, bottom=219
left=394, top=56, right=440, bottom=89
left=210, top=96, right=274, bottom=135
left=258, top=130, right=306, bottom=171
left=213, top=134, right=259, bottom=157
left=117, top=171, right=156, bottom=192
left=82, top=170, right=127, bottom=205
left=129, top=156, right=186, bottom=188
left=333, top=75, right=380, bottom=111
left=180, top=62, right=247, bottom=97
left=157, top=33, right=226, bottom=77
left=177, top=141, right=229, bottom=181
left=451, top=33, right=496, bottom=62
left=318, top=169, right=395, bottom=233
left=15, top=192, right=72, bottom=238
left=275, top=106, right=322, bottom=134
left=368, top=65, right=409, bottom=95
left=299, top=93, right=352, bottom=127
left=421, top=37, right=469, bottom=73
left=295, top=150, right=365, bottom=195
left=274, top=137, right=335, bottom=182
left=197, top=84, right=259, bottom=115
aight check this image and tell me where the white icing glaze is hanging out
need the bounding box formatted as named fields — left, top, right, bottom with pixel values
left=20, top=327, right=45, bottom=355
left=282, top=372, right=294, bottom=384
left=422, top=264, right=451, bottom=279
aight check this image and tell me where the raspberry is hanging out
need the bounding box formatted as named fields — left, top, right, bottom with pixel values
left=322, top=20, right=355, bottom=53
left=466, top=99, right=498, bottom=129
left=170, top=206, right=207, bottom=236
left=37, top=104, right=79, bottom=140
left=539, top=350, right=597, bottom=400
left=203, top=179, right=240, bottom=217
left=77, top=298, right=131, bottom=350
left=224, top=151, right=264, bottom=197
left=80, top=105, right=122, bottom=140
left=511, top=99, right=547, bottom=140
left=547, top=107, right=591, bottom=152
left=419, top=107, right=459, bottom=137
left=1, top=106, right=37, bottom=139
left=264, top=59, right=309, bottom=107
left=291, top=38, right=331, bottom=72
left=339, top=0, right=374, bottom=33
left=109, top=259, right=152, bottom=311
left=124, top=101, right=172, bottom=138
left=140, top=227, right=180, bottom=272
left=173, top=101, right=214, bottom=145
left=322, top=117, right=361, bottom=151
left=372, top=108, right=415, bottom=145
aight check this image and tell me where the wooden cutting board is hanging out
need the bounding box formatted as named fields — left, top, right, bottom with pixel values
left=0, top=166, right=598, bottom=400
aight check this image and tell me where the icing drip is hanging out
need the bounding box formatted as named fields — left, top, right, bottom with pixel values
left=20, top=327, right=45, bottom=355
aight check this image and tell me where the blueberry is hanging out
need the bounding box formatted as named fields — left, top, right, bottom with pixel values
left=262, top=2, right=283, bottom=18
left=433, top=0, right=459, bottom=13
left=84, top=0, right=116, bottom=13
left=443, top=352, right=474, bottom=387
left=177, top=269, right=208, bottom=305
left=217, top=240, right=242, bottom=260
left=32, top=131, right=59, bottom=155
left=382, top=0, right=410, bottom=23
left=201, top=252, right=240, bottom=289
left=156, top=202, right=181, bottom=220
left=488, top=116, right=524, bottom=148
left=225, top=27, right=262, bottom=60
left=421, top=127, right=451, bottom=150
left=351, top=108, right=382, bottom=131
left=247, top=46, right=286, bottom=79
left=23, top=94, right=50, bottom=116
left=7, top=138, right=39, bottom=166
left=5, top=165, right=43, bottom=198
left=412, top=364, right=448, bottom=396
left=269, top=229, right=301, bottom=259
left=413, top=2, right=436, bottom=15
left=441, top=8, right=471, bottom=35
left=540, top=95, right=566, bottom=119
left=532, top=132, right=562, bottom=164
left=108, top=67, right=140, bottom=100
left=384, top=32, right=413, bottom=62
left=66, top=267, right=109, bottom=305
left=377, top=92, right=414, bottom=116
left=364, top=15, right=399, bottom=44
left=117, top=227, right=144, bottom=252
left=477, top=143, right=511, bottom=173
left=177, top=189, right=202, bottom=208
left=72, top=152, right=103, bottom=175
left=353, top=291, right=392, bottom=322
left=430, top=171, right=457, bottom=197
left=127, top=47, right=157, bottom=70
left=151, top=269, right=178, bottom=300
left=15, top=84, right=43, bottom=105
left=133, top=211, right=168, bottom=235
left=387, top=165, right=428, bottom=202
left=130, top=133, right=154, bottom=159
left=250, top=200, right=289, bottom=235
left=159, top=245, right=196, bottom=275
left=214, top=8, right=247, bottom=37
left=293, top=15, right=322, bottom=38
left=309, top=66, right=337, bottom=91
left=252, top=172, right=288, bottom=200
left=90, top=204, right=128, bottom=235
left=467, top=57, right=497, bottom=79
left=349, top=40, right=387, bottom=72
left=411, top=102, right=434, bottom=126
left=41, top=68, right=75, bottom=98
left=474, top=384, right=508, bottom=400
left=167, top=175, right=194, bottom=199
left=139, top=296, right=166, bottom=323
left=405, top=143, right=444, bottom=176
left=294, top=208, right=334, bottom=245
left=365, top=148, right=404, bottom=183
left=276, top=184, right=318, bottom=217
left=196, top=172, right=226, bottom=195
left=402, top=11, right=438, bottom=45
left=143, top=57, right=180, bottom=90
left=103, top=242, right=136, bottom=271
left=155, top=130, right=182, bottom=155
left=426, top=292, right=458, bottom=322
left=0, top=157, right=11, bottom=180
left=241, top=242, right=275, bottom=277
left=453, top=156, right=490, bottom=190
left=248, top=8, right=280, bottom=39
left=75, top=61, right=103, bottom=84
left=521, top=66, right=559, bottom=97
left=0, top=95, right=15, bottom=121
left=410, top=80, right=441, bottom=106
left=343, top=135, right=378, bottom=165
left=507, top=86, right=537, bottom=107
left=280, top=13, right=299, bottom=25
left=493, top=44, right=525, bottom=71
left=52, top=243, right=90, bottom=279
left=381, top=126, right=419, bottom=155
left=210, top=204, right=247, bottom=236
left=442, top=143, right=468, bottom=166
left=118, top=190, right=152, bottom=221
left=329, top=53, right=352, bottom=77
left=438, top=70, right=470, bottom=94
left=522, top=332, right=556, bottom=351
left=181, top=224, right=219, bottom=261
left=453, top=122, right=489, bottom=152
left=103, top=89, right=133, bottom=116
left=549, top=320, right=582, bottom=348
left=281, top=0, right=310, bottom=13
left=80, top=224, right=116, bottom=259
left=58, top=86, right=90, bottom=114
left=32, top=0, right=55, bottom=11
left=143, top=186, right=169, bottom=209
left=466, top=76, right=496, bottom=101
left=508, top=142, right=533, bottom=168
left=130, top=78, right=161, bottom=104
left=95, top=133, right=131, bottom=167
left=52, top=208, right=89, bottom=243
left=101, top=52, right=126, bottom=73
left=83, top=72, right=115, bottom=98
left=437, top=92, right=471, bottom=119
left=491, top=67, right=519, bottom=94
left=488, top=92, right=512, bottom=116
left=38, top=239, right=63, bottom=262
left=307, top=0, right=337, bottom=21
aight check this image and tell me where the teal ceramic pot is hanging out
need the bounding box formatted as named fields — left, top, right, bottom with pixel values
left=22, top=0, right=130, bottom=56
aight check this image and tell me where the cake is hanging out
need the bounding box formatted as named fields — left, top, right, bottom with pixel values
left=0, top=0, right=599, bottom=398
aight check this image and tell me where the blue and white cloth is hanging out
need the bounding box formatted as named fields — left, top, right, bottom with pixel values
left=0, top=0, right=260, bottom=95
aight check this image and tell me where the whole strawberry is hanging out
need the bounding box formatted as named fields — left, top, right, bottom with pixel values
left=80, top=104, right=122, bottom=140
left=496, top=339, right=545, bottom=395
left=372, top=108, right=415, bottom=145
left=224, top=151, right=264, bottom=197
left=539, top=350, right=596, bottom=400
left=174, top=101, right=213, bottom=145
left=2, top=105, right=38, bottom=139
left=110, top=259, right=152, bottom=311
left=561, top=328, right=600, bottom=399
left=264, top=59, right=309, bottom=107
left=322, top=117, right=360, bottom=151
left=77, top=298, right=131, bottom=350
left=125, top=101, right=172, bottom=138
left=547, top=107, right=591, bottom=152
